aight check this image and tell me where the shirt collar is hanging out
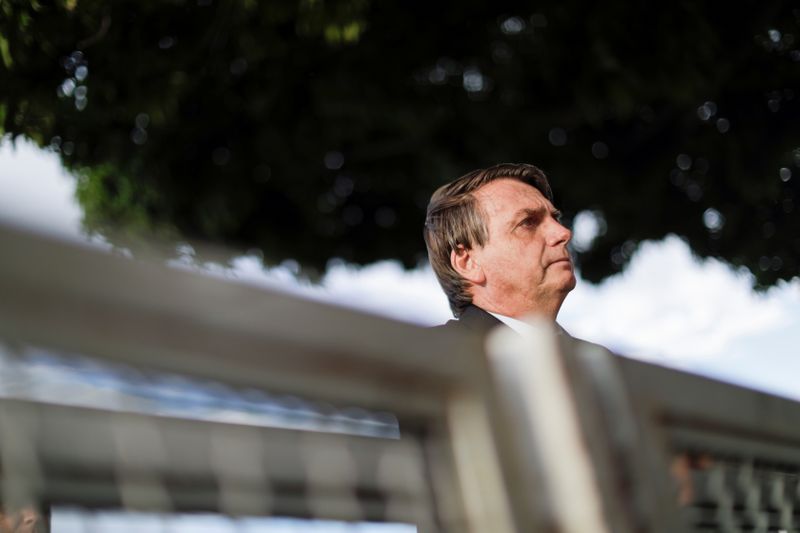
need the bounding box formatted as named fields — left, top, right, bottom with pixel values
left=487, top=311, right=539, bottom=336
left=487, top=310, right=569, bottom=338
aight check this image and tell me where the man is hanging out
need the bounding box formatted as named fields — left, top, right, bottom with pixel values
left=424, top=163, right=576, bottom=334
left=425, top=165, right=708, bottom=506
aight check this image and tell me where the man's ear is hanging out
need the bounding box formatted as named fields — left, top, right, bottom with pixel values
left=450, top=245, right=486, bottom=285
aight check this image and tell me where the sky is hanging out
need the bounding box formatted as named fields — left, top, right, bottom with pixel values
left=1, top=136, right=799, bottom=401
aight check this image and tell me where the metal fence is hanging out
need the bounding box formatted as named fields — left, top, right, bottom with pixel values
left=0, top=223, right=798, bottom=533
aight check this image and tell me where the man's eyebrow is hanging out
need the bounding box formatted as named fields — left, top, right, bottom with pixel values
left=508, top=207, right=546, bottom=229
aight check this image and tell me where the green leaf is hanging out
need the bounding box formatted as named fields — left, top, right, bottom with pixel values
left=0, top=34, right=12, bottom=69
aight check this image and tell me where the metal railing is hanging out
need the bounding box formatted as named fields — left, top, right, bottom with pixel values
left=1, top=222, right=799, bottom=533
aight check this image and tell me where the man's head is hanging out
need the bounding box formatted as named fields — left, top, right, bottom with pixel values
left=424, top=163, right=576, bottom=320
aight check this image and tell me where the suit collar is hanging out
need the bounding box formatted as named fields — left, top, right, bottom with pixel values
left=456, top=304, right=504, bottom=332
left=457, top=304, right=571, bottom=338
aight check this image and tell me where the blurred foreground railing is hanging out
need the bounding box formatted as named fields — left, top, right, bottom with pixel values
left=1, top=223, right=799, bottom=533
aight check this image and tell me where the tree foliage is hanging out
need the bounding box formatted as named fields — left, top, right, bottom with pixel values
left=1, top=0, right=798, bottom=285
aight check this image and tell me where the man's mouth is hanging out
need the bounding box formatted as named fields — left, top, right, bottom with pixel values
left=548, top=257, right=572, bottom=267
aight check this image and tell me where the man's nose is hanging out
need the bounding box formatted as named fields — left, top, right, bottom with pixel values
left=547, top=219, right=572, bottom=246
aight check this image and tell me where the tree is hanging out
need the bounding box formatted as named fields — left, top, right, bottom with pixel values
left=1, top=0, right=798, bottom=285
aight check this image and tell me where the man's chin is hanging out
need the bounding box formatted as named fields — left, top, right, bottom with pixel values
left=559, top=271, right=577, bottom=293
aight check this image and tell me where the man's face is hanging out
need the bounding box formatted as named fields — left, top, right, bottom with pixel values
left=470, top=178, right=576, bottom=318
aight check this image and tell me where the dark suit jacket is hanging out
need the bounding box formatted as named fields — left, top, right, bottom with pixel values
left=435, top=304, right=572, bottom=339
left=435, top=304, right=504, bottom=335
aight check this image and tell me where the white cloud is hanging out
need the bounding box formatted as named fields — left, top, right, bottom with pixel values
left=319, top=260, right=451, bottom=325
left=221, top=236, right=799, bottom=375
left=0, top=136, right=84, bottom=239
left=221, top=255, right=452, bottom=325
left=560, top=236, right=798, bottom=365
